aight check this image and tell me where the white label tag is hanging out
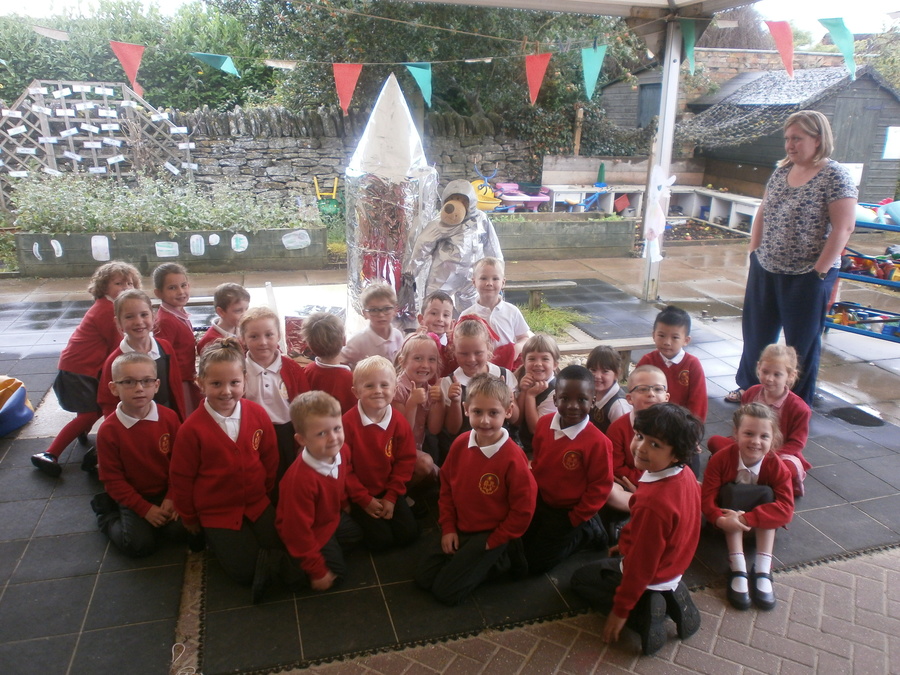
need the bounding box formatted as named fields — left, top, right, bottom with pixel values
left=107, top=154, right=126, bottom=164
left=52, top=88, right=72, bottom=99
left=80, top=124, right=100, bottom=134
left=63, top=151, right=83, bottom=161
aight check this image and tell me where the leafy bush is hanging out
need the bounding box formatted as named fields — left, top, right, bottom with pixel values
left=517, top=304, right=588, bottom=338
left=0, top=231, right=17, bottom=272
left=11, top=173, right=320, bottom=235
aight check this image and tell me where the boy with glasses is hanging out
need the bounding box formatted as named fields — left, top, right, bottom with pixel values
left=341, top=283, right=404, bottom=369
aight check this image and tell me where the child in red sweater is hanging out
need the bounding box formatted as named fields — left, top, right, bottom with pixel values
left=524, top=365, right=613, bottom=574
left=344, top=356, right=419, bottom=551
left=240, top=306, right=310, bottom=480
left=169, top=339, right=281, bottom=592
left=152, top=263, right=201, bottom=414
left=416, top=374, right=537, bottom=606
left=32, top=262, right=140, bottom=477
left=637, top=305, right=707, bottom=422
left=96, top=290, right=185, bottom=421
left=708, top=344, right=810, bottom=498
left=571, top=403, right=704, bottom=656
left=604, top=365, right=669, bottom=512
left=94, top=353, right=186, bottom=557
left=702, top=403, right=794, bottom=611
left=301, top=312, right=356, bottom=414
left=269, top=391, right=364, bottom=598
left=515, top=333, right=560, bottom=454
left=196, top=283, right=250, bottom=356
left=418, top=290, right=456, bottom=376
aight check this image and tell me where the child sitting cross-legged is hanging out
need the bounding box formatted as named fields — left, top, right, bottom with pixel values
left=415, top=374, right=537, bottom=606
left=92, top=352, right=189, bottom=558
left=702, top=403, right=794, bottom=612
left=523, top=365, right=613, bottom=575
left=344, top=356, right=420, bottom=551
left=571, top=403, right=704, bottom=656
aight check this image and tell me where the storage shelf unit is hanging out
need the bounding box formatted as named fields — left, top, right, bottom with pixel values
left=825, top=209, right=900, bottom=344
left=546, top=184, right=644, bottom=216
left=668, top=187, right=761, bottom=231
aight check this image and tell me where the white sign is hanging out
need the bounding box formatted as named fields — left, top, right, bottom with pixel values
left=164, top=162, right=180, bottom=175
left=181, top=162, right=198, bottom=171
left=120, top=101, right=138, bottom=109
left=83, top=141, right=102, bottom=149
left=60, top=128, right=79, bottom=138
left=16, top=147, right=37, bottom=155
left=101, top=124, right=120, bottom=131
left=55, top=109, right=76, bottom=118
left=38, top=136, right=58, bottom=144
left=72, top=85, right=92, bottom=93
left=102, top=138, right=122, bottom=147
left=63, top=151, right=83, bottom=161
left=8, top=125, right=26, bottom=135
left=151, top=112, right=170, bottom=122
left=170, top=126, right=188, bottom=134
left=52, top=88, right=72, bottom=99
left=80, top=124, right=100, bottom=134
left=1, top=109, right=22, bottom=118
left=178, top=142, right=195, bottom=150
left=107, top=154, right=126, bottom=164
left=91, top=235, right=111, bottom=261
left=88, top=166, right=107, bottom=174
left=97, top=109, right=118, bottom=118
left=75, top=102, right=96, bottom=111
left=29, top=87, right=48, bottom=95
left=94, top=87, right=115, bottom=96
left=32, top=105, right=53, bottom=115
left=42, top=167, right=62, bottom=176
left=9, top=171, right=28, bottom=177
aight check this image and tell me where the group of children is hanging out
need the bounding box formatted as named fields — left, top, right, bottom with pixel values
left=35, top=254, right=811, bottom=657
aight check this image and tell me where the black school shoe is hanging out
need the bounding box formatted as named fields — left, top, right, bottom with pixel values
left=663, top=581, right=701, bottom=639
left=80, top=447, right=98, bottom=474
left=726, top=570, right=752, bottom=611
left=750, top=566, right=776, bottom=611
left=628, top=590, right=668, bottom=655
left=31, top=452, right=62, bottom=477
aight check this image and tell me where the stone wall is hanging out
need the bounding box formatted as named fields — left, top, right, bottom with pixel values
left=174, top=106, right=534, bottom=203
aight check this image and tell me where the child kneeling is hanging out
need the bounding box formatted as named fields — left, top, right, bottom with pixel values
left=571, top=403, right=704, bottom=656
left=416, top=374, right=537, bottom=605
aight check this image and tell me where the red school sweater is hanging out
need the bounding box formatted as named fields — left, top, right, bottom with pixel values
left=531, top=415, right=614, bottom=526
left=304, top=361, right=356, bottom=414
left=637, top=350, right=708, bottom=422
left=605, top=413, right=642, bottom=485
left=743, top=385, right=811, bottom=470
left=614, top=467, right=701, bottom=619
left=439, top=432, right=537, bottom=550
left=97, top=338, right=185, bottom=421
left=701, top=442, right=794, bottom=530
left=57, top=297, right=121, bottom=377
left=97, top=403, right=181, bottom=517
left=154, top=304, right=197, bottom=380
left=169, top=399, right=279, bottom=530
left=342, top=406, right=416, bottom=505
left=276, top=447, right=349, bottom=580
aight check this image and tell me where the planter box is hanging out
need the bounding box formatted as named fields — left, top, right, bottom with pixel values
left=16, top=228, right=327, bottom=278
left=494, top=213, right=635, bottom=260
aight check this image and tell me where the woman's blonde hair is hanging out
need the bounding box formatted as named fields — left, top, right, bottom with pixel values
left=777, top=110, right=834, bottom=167
left=757, top=344, right=800, bottom=388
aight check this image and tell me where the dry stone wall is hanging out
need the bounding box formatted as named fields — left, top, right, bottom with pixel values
left=172, top=106, right=534, bottom=203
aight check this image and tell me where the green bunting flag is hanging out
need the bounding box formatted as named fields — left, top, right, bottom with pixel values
left=189, top=52, right=241, bottom=78
left=405, top=63, right=432, bottom=107
left=818, top=18, right=856, bottom=80
left=581, top=45, right=607, bottom=100
left=679, top=19, right=696, bottom=75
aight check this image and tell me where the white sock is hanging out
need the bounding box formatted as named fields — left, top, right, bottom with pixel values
left=755, top=553, right=773, bottom=593
left=729, top=553, right=748, bottom=593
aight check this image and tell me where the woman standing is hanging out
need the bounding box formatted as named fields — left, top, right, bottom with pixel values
left=730, top=110, right=857, bottom=407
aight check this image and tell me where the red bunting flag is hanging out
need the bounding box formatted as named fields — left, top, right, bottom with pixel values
left=110, top=41, right=145, bottom=97
left=765, top=21, right=794, bottom=77
left=525, top=53, right=552, bottom=106
left=333, top=63, right=363, bottom=116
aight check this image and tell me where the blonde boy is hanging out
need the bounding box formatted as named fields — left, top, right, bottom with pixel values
left=341, top=283, right=404, bottom=368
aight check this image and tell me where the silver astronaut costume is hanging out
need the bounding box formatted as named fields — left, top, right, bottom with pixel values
left=405, top=179, right=503, bottom=311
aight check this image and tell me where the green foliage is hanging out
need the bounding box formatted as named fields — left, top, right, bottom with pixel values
left=0, top=231, right=17, bottom=272
left=0, top=1, right=276, bottom=111
left=10, top=173, right=319, bottom=235
left=869, top=27, right=900, bottom=93
left=517, top=304, right=588, bottom=338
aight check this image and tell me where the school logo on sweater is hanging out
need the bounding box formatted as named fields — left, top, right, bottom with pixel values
left=252, top=429, right=263, bottom=451
left=159, top=433, right=171, bottom=455
left=384, top=438, right=393, bottom=458
left=562, top=451, right=582, bottom=470
left=678, top=369, right=690, bottom=388
left=479, top=473, right=499, bottom=495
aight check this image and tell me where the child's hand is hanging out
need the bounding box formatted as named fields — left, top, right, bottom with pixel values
left=429, top=384, right=443, bottom=403
left=603, top=613, right=627, bottom=643
left=527, top=379, right=549, bottom=397
left=608, top=544, right=620, bottom=556
left=409, top=384, right=427, bottom=407
left=519, top=374, right=535, bottom=393
left=183, top=520, right=201, bottom=535
left=380, top=499, right=395, bottom=520
left=144, top=505, right=169, bottom=528
left=448, top=375, right=462, bottom=402
left=311, top=570, right=337, bottom=591
left=716, top=509, right=752, bottom=533
left=615, top=476, right=637, bottom=493
left=160, top=498, right=177, bottom=521
left=441, top=532, right=459, bottom=554
left=364, top=498, right=383, bottom=518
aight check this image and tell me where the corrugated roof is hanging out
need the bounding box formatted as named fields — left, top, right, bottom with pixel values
left=709, top=67, right=851, bottom=106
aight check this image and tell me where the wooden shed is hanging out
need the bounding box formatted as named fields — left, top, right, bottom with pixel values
left=682, top=65, right=900, bottom=203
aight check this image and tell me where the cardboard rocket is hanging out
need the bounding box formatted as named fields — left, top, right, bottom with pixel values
left=345, top=73, right=439, bottom=323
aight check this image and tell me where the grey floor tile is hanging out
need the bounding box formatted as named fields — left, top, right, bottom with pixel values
left=34, top=496, right=98, bottom=537
left=809, top=463, right=898, bottom=503
left=0, top=499, right=47, bottom=541
left=11, top=532, right=106, bottom=583
left=856, top=495, right=900, bottom=533
left=801, top=504, right=900, bottom=551
left=83, top=565, right=183, bottom=630
left=0, top=576, right=95, bottom=641
left=297, top=587, right=396, bottom=661
left=773, top=517, right=843, bottom=567
left=70, top=619, right=175, bottom=675
left=0, top=467, right=58, bottom=503
left=204, top=601, right=300, bottom=673
left=0, top=540, right=27, bottom=585
left=0, top=634, right=78, bottom=675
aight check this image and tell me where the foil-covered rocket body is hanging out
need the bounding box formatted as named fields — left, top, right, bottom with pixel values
left=406, top=179, right=503, bottom=311
left=345, top=74, right=438, bottom=325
